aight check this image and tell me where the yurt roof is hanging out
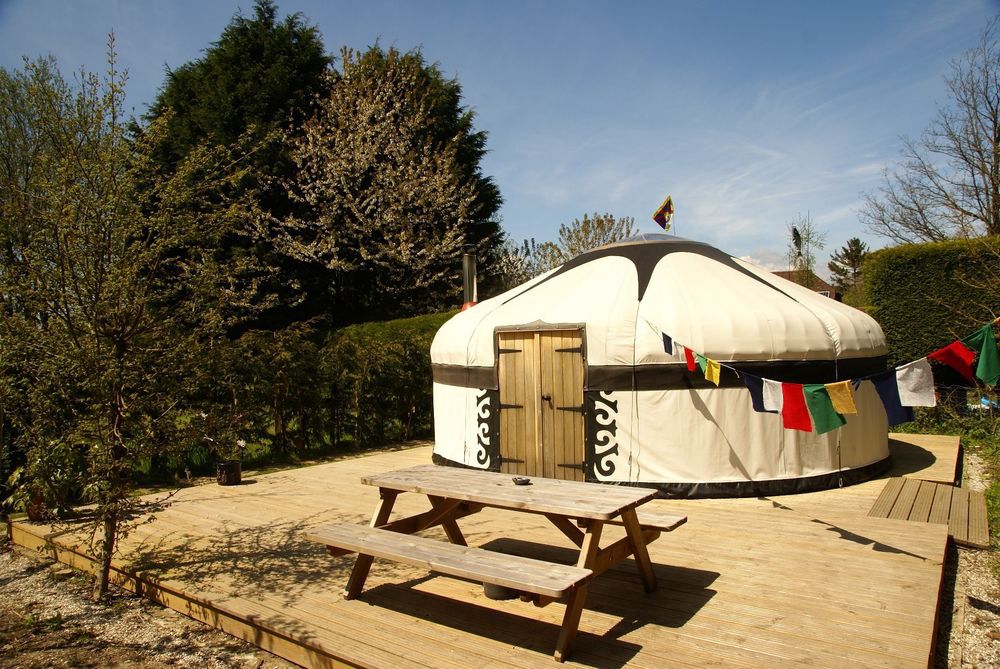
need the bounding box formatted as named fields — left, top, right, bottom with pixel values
left=432, top=236, right=886, bottom=374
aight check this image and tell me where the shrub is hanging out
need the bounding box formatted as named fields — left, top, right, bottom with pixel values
left=864, top=237, right=1000, bottom=370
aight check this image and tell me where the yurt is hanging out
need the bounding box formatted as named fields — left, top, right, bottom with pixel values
left=430, top=234, right=891, bottom=497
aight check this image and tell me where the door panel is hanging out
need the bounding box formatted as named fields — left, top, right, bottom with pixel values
left=498, top=329, right=584, bottom=481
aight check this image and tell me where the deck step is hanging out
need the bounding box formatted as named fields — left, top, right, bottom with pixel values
left=868, top=477, right=990, bottom=548
left=306, top=522, right=593, bottom=599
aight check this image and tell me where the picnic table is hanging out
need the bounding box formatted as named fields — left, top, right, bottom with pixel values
left=306, top=464, right=686, bottom=662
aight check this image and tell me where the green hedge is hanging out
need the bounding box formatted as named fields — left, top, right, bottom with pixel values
left=864, top=237, right=1000, bottom=369
left=322, top=310, right=456, bottom=446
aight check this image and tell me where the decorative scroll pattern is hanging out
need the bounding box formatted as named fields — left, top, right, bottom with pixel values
left=474, top=388, right=500, bottom=470
left=585, top=390, right=620, bottom=479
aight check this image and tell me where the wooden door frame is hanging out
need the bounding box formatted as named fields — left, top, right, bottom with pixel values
left=495, top=324, right=588, bottom=479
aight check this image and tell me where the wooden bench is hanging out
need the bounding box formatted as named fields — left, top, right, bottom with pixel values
left=307, top=522, right=594, bottom=600
left=583, top=509, right=687, bottom=533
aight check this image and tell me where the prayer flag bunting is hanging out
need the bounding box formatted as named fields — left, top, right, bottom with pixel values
left=928, top=340, right=977, bottom=383
left=871, top=372, right=915, bottom=427
left=964, top=324, right=1000, bottom=387
left=762, top=379, right=784, bottom=412
left=803, top=384, right=847, bottom=434
left=825, top=381, right=857, bottom=414
left=705, top=359, right=721, bottom=386
left=895, top=358, right=936, bottom=407
left=780, top=383, right=813, bottom=432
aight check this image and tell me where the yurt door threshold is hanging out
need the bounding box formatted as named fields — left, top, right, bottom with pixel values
left=497, top=328, right=585, bottom=481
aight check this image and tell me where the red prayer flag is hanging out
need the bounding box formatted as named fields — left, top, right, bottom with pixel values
left=684, top=346, right=696, bottom=372
left=780, top=383, right=813, bottom=432
left=928, top=340, right=977, bottom=383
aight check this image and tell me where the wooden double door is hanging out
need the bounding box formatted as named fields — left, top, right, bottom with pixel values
left=497, top=329, right=585, bottom=481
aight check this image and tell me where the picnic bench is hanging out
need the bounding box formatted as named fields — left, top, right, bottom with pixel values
left=306, top=464, right=687, bottom=662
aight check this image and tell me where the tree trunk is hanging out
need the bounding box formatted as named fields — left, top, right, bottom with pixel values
left=92, top=509, right=118, bottom=600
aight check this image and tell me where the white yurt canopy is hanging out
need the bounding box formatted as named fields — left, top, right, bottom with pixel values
left=430, top=235, right=890, bottom=497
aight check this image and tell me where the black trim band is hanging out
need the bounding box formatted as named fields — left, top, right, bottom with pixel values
left=433, top=356, right=889, bottom=390
left=431, top=453, right=893, bottom=499
left=432, top=364, right=496, bottom=390
left=628, top=456, right=892, bottom=498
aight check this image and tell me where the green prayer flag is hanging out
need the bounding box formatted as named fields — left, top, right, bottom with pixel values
left=803, top=384, right=847, bottom=435
left=695, top=353, right=707, bottom=374
left=964, top=324, right=1000, bottom=387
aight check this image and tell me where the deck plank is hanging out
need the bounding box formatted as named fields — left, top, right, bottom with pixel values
left=965, top=491, right=990, bottom=549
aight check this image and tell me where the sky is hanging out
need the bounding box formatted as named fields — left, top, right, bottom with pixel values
left=1, top=0, right=997, bottom=276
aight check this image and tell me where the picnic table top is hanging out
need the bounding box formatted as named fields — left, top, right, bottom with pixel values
left=361, top=464, right=658, bottom=520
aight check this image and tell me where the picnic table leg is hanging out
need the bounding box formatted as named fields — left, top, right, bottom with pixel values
left=428, top=495, right=468, bottom=546
left=620, top=508, right=658, bottom=592
left=554, top=520, right=603, bottom=663
left=344, top=488, right=398, bottom=600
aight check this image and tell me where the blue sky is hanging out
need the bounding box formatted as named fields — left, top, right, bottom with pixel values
left=1, top=0, right=996, bottom=275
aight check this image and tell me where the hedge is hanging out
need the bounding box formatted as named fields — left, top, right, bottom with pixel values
left=864, top=236, right=1000, bottom=371
left=322, top=310, right=456, bottom=446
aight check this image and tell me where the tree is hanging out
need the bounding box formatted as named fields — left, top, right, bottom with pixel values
left=281, top=46, right=502, bottom=321
left=861, top=21, right=1000, bottom=244
left=786, top=212, right=826, bottom=289
left=492, top=213, right=637, bottom=291
left=145, top=0, right=330, bottom=176
left=145, top=0, right=332, bottom=328
left=827, top=237, right=870, bottom=293
left=0, top=44, right=268, bottom=599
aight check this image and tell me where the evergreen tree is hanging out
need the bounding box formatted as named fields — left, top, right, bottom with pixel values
left=828, top=237, right=869, bottom=292
left=146, top=0, right=330, bottom=177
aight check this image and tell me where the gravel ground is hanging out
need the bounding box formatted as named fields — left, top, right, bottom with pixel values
left=0, top=541, right=296, bottom=669
left=1, top=453, right=997, bottom=668
left=937, top=451, right=1000, bottom=669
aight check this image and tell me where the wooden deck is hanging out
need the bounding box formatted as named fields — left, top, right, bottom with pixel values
left=8, top=433, right=958, bottom=668
left=869, top=478, right=990, bottom=549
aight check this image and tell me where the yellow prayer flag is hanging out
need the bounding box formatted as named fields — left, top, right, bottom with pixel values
left=706, top=359, right=721, bottom=386
left=825, top=381, right=857, bottom=414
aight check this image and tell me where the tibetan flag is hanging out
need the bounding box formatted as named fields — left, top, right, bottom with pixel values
left=742, top=374, right=777, bottom=413
left=803, top=384, right=847, bottom=435
left=652, top=195, right=674, bottom=231
left=684, top=346, right=697, bottom=371
left=964, top=324, right=1000, bottom=387
left=825, top=381, right=858, bottom=415
left=928, top=340, right=977, bottom=383
left=895, top=358, right=936, bottom=407
left=695, top=353, right=708, bottom=374
left=762, top=379, right=784, bottom=412
left=871, top=372, right=915, bottom=427
left=662, top=332, right=673, bottom=355
left=705, top=358, right=721, bottom=386
left=780, top=383, right=813, bottom=432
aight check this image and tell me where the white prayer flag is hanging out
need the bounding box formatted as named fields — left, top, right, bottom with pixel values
left=896, top=358, right=936, bottom=407
left=762, top=379, right=784, bottom=412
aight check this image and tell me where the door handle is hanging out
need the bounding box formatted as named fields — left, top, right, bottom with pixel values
left=541, top=393, right=552, bottom=405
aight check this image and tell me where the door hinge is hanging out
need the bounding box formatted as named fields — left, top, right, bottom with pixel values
left=499, top=403, right=523, bottom=410
left=558, top=462, right=586, bottom=471
left=502, top=457, right=525, bottom=464
left=555, top=346, right=583, bottom=354
left=556, top=405, right=584, bottom=413
left=497, top=348, right=522, bottom=354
